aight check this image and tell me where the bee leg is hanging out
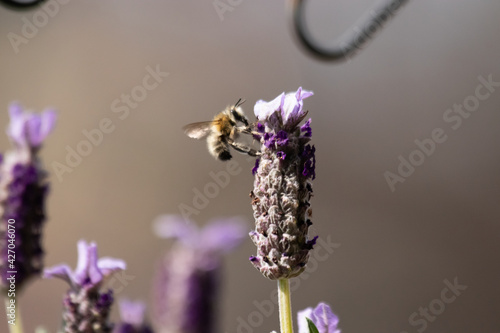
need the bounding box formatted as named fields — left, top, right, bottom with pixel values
left=228, top=139, right=261, bottom=157
left=235, top=126, right=262, bottom=137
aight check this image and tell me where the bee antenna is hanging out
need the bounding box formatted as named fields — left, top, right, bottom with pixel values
left=234, top=98, right=246, bottom=108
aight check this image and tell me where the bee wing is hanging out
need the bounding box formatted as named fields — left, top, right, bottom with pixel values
left=183, top=121, right=218, bottom=139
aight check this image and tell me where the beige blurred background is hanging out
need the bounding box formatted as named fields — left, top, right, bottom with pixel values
left=1, top=0, right=500, bottom=332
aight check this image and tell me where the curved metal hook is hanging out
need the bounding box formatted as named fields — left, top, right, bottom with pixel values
left=0, top=0, right=45, bottom=10
left=288, top=0, right=410, bottom=62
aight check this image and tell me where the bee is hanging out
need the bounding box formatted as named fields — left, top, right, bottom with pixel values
left=183, top=99, right=260, bottom=161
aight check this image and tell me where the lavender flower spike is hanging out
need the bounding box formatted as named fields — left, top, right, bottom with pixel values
left=0, top=102, right=56, bottom=293
left=44, top=240, right=126, bottom=333
left=113, top=299, right=154, bottom=333
left=297, top=303, right=340, bottom=333
left=250, top=87, right=316, bottom=280
left=152, top=215, right=246, bottom=333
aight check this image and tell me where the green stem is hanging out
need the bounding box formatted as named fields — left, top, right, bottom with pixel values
left=278, top=279, right=294, bottom=333
left=4, top=297, right=23, bottom=333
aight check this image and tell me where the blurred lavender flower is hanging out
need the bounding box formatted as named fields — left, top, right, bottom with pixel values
left=152, top=215, right=246, bottom=333
left=44, top=240, right=126, bottom=333
left=297, top=303, right=340, bottom=333
left=113, top=299, right=154, bottom=333
left=0, top=102, right=56, bottom=293
left=249, top=87, right=317, bottom=280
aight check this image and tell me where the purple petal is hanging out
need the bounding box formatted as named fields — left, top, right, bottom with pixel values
left=297, top=307, right=314, bottom=333
left=282, top=88, right=314, bottom=125
left=312, top=303, right=340, bottom=333
left=302, top=144, right=316, bottom=180
left=252, top=158, right=260, bottom=176
left=118, top=299, right=147, bottom=325
left=87, top=242, right=104, bottom=285
left=254, top=92, right=285, bottom=121
left=74, top=240, right=91, bottom=285
left=6, top=103, right=57, bottom=147
left=73, top=241, right=104, bottom=285
left=301, top=119, right=312, bottom=137
left=298, top=303, right=340, bottom=333
left=281, top=93, right=302, bottom=124
left=305, top=235, right=318, bottom=249
left=44, top=240, right=125, bottom=290
left=38, top=109, right=57, bottom=144
left=8, top=102, right=23, bottom=119
left=26, top=113, right=42, bottom=146
left=43, top=264, right=73, bottom=286
left=296, top=87, right=314, bottom=101
left=98, top=257, right=127, bottom=277
left=263, top=133, right=275, bottom=149
left=275, top=130, right=289, bottom=146
left=152, top=215, right=198, bottom=246
left=200, top=218, right=246, bottom=254
left=7, top=102, right=26, bottom=145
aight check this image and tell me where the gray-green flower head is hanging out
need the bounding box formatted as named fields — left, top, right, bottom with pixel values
left=249, top=87, right=317, bottom=280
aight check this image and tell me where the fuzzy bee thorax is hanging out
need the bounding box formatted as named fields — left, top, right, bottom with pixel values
left=214, top=112, right=235, bottom=136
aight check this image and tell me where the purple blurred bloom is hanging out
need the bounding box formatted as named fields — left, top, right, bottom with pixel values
left=7, top=102, right=56, bottom=148
left=113, top=299, right=154, bottom=333
left=44, top=240, right=126, bottom=290
left=0, top=103, right=56, bottom=293
left=44, top=240, right=126, bottom=333
left=152, top=216, right=246, bottom=333
left=119, top=299, right=147, bottom=326
left=153, top=215, right=245, bottom=270
left=298, top=303, right=340, bottom=333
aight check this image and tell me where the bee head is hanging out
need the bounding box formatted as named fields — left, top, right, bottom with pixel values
left=230, top=99, right=249, bottom=126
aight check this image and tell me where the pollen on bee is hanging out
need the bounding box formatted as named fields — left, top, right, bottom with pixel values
left=213, top=113, right=232, bottom=135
